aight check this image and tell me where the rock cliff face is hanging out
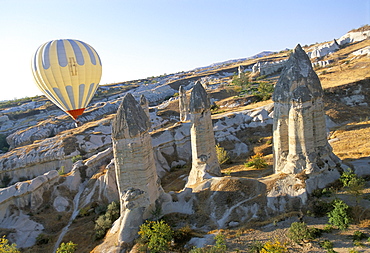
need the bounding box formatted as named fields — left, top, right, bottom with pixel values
left=186, top=82, right=221, bottom=187
left=272, top=44, right=344, bottom=192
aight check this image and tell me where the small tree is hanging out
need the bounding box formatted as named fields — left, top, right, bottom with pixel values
left=231, top=73, right=250, bottom=90
left=340, top=169, right=365, bottom=204
left=94, top=201, right=120, bottom=240
left=0, top=235, right=19, bottom=253
left=328, top=199, right=352, bottom=230
left=215, top=144, right=230, bottom=165
left=254, top=82, right=274, bottom=101
left=138, top=220, right=173, bottom=253
left=56, top=241, right=77, bottom=253
left=287, top=222, right=315, bottom=244
left=245, top=153, right=268, bottom=169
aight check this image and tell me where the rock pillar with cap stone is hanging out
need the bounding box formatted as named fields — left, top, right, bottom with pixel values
left=238, top=65, right=244, bottom=78
left=112, top=93, right=163, bottom=244
left=272, top=44, right=343, bottom=179
left=179, top=85, right=189, bottom=121
left=186, top=81, right=221, bottom=187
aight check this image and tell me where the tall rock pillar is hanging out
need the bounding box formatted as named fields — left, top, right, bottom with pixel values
left=179, top=85, right=189, bottom=121
left=112, top=93, right=163, bottom=244
left=272, top=44, right=343, bottom=191
left=186, top=81, right=221, bottom=187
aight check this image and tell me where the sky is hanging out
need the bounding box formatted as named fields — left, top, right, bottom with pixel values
left=0, top=0, right=369, bottom=101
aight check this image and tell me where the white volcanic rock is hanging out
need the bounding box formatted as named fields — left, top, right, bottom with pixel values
left=1, top=210, right=44, bottom=248
left=308, top=40, right=339, bottom=58
left=272, top=44, right=346, bottom=192
left=0, top=115, right=9, bottom=123
left=352, top=46, right=370, bottom=56
left=312, top=59, right=334, bottom=68
left=179, top=85, right=190, bottom=121
left=252, top=60, right=287, bottom=76
left=53, top=196, right=70, bottom=212
left=0, top=170, right=59, bottom=247
left=112, top=93, right=167, bottom=246
left=337, top=30, right=370, bottom=45
left=186, top=82, right=221, bottom=187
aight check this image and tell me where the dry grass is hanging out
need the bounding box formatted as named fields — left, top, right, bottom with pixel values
left=330, top=120, right=370, bottom=160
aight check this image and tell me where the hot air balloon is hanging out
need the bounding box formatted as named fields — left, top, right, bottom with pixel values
left=32, top=39, right=102, bottom=121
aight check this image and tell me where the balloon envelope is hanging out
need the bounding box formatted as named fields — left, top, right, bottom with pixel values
left=32, top=39, right=102, bottom=120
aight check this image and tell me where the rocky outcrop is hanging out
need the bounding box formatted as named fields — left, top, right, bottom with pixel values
left=179, top=85, right=190, bottom=121
left=186, top=82, right=221, bottom=187
left=111, top=93, right=167, bottom=246
left=352, top=46, right=370, bottom=56
left=337, top=28, right=370, bottom=45
left=252, top=60, right=287, bottom=76
left=272, top=44, right=344, bottom=192
left=0, top=170, right=59, bottom=247
left=308, top=39, right=339, bottom=59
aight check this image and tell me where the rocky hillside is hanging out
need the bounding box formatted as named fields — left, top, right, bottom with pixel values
left=0, top=26, right=369, bottom=252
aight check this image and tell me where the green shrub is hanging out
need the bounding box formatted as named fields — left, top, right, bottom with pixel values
left=190, top=233, right=227, bottom=253
left=248, top=240, right=264, bottom=253
left=232, top=73, right=250, bottom=90
left=71, top=155, right=83, bottom=163
left=215, top=144, right=230, bottom=165
left=352, top=230, right=367, bottom=241
left=340, top=169, right=365, bottom=204
left=138, top=220, right=174, bottom=253
left=253, top=82, right=274, bottom=101
left=58, top=166, right=65, bottom=175
left=245, top=153, right=268, bottom=169
left=56, top=241, right=77, bottom=253
left=0, top=235, right=20, bottom=253
left=94, top=201, right=120, bottom=240
left=256, top=75, right=267, bottom=80
left=320, top=240, right=336, bottom=252
left=328, top=199, right=352, bottom=230
left=287, top=222, right=317, bottom=244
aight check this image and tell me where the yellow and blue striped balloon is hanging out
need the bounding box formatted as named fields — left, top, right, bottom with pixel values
left=32, top=39, right=102, bottom=120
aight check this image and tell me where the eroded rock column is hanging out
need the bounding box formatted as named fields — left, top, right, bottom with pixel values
left=112, top=93, right=163, bottom=244
left=186, top=81, right=221, bottom=187
left=179, top=85, right=189, bottom=121
left=272, top=44, right=343, bottom=190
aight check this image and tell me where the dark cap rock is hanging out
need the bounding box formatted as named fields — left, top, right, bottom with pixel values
left=112, top=93, right=150, bottom=139
left=189, top=81, right=210, bottom=113
left=273, top=44, right=323, bottom=103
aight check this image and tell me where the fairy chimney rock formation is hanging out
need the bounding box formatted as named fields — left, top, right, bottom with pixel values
left=112, top=93, right=162, bottom=244
left=179, top=85, right=189, bottom=121
left=186, top=81, right=221, bottom=187
left=238, top=65, right=244, bottom=78
left=272, top=44, right=342, bottom=182
left=140, top=94, right=150, bottom=120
